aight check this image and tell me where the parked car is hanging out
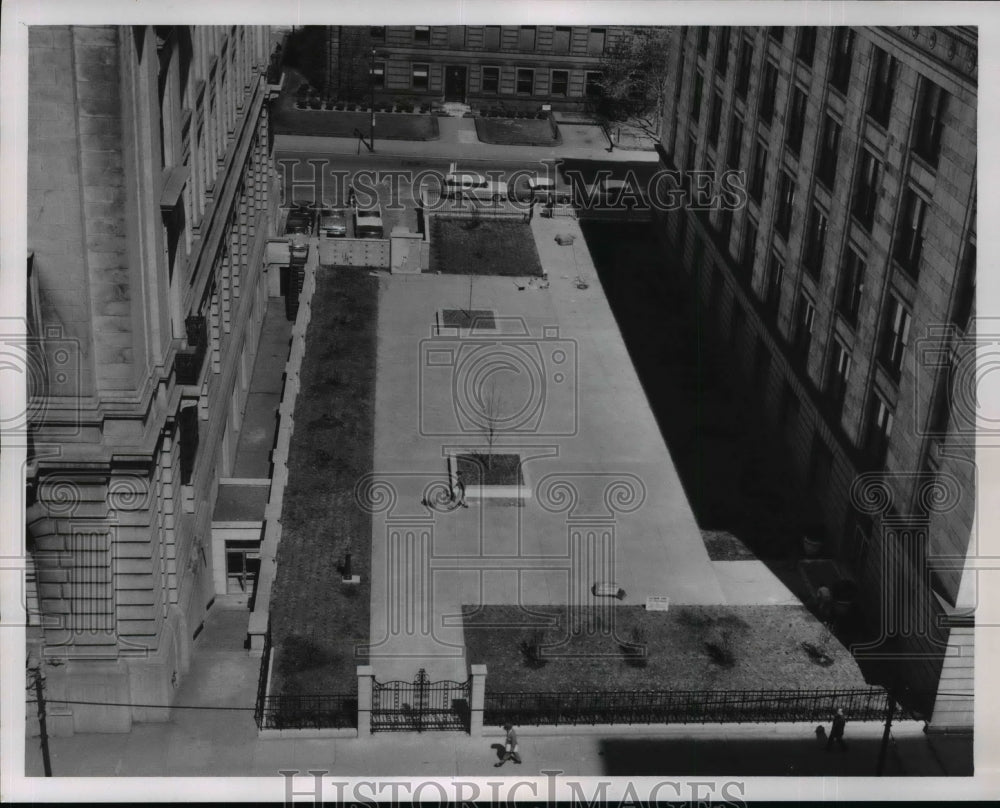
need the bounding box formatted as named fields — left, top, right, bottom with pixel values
left=354, top=203, right=384, bottom=239
left=443, top=162, right=509, bottom=202
left=283, top=205, right=314, bottom=236
left=318, top=207, right=347, bottom=238
left=527, top=174, right=572, bottom=205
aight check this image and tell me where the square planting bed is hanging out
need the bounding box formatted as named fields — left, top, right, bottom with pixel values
left=447, top=451, right=531, bottom=500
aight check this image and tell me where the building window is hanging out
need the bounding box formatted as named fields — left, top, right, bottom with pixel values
left=718, top=207, right=734, bottom=249
left=852, top=150, right=882, bottom=231
left=792, top=294, right=817, bottom=368
left=414, top=25, right=430, bottom=44
left=708, top=90, right=723, bottom=149
left=797, top=27, right=817, bottom=66
left=516, top=68, right=534, bottom=95
left=829, top=28, right=855, bottom=94
left=739, top=217, right=758, bottom=279
left=952, top=238, right=976, bottom=332
left=485, top=26, right=501, bottom=50
left=769, top=26, right=784, bottom=43
left=879, top=295, right=912, bottom=379
left=735, top=39, right=753, bottom=98
left=764, top=251, right=784, bottom=317
left=817, top=114, right=841, bottom=190
left=585, top=71, right=603, bottom=98
left=775, top=170, right=795, bottom=240
left=827, top=340, right=852, bottom=416
left=786, top=85, right=807, bottom=156
left=686, top=135, right=698, bottom=175
left=865, top=393, right=894, bottom=469
left=894, top=187, right=927, bottom=277
left=913, top=77, right=948, bottom=167
left=837, top=247, right=866, bottom=326
left=551, top=69, right=569, bottom=97
left=370, top=27, right=386, bottom=41
left=715, top=27, right=730, bottom=76
left=803, top=204, right=828, bottom=278
left=698, top=27, right=710, bottom=56
left=691, top=71, right=704, bottom=122
left=411, top=63, right=429, bottom=90
left=519, top=26, right=537, bottom=51
left=726, top=114, right=743, bottom=169
left=759, top=61, right=778, bottom=125
left=554, top=26, right=571, bottom=54
left=749, top=140, right=767, bottom=203
left=867, top=47, right=897, bottom=128
left=481, top=66, right=500, bottom=95
left=587, top=27, right=606, bottom=56
left=371, top=61, right=386, bottom=89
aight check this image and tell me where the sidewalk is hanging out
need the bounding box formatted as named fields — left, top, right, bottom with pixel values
left=275, top=114, right=660, bottom=165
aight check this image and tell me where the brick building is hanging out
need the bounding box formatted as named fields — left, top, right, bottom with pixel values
left=325, top=25, right=632, bottom=111
left=656, top=26, right=976, bottom=728
left=24, top=25, right=278, bottom=733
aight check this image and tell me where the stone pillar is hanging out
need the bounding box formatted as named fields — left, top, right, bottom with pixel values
left=470, top=664, right=487, bottom=737
left=357, top=665, right=374, bottom=737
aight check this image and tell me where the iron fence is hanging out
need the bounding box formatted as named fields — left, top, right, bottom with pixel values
left=257, top=692, right=359, bottom=730
left=252, top=627, right=272, bottom=729
left=484, top=687, right=904, bottom=728
left=372, top=668, right=471, bottom=732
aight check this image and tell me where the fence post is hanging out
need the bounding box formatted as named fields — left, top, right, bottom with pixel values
left=357, top=665, right=374, bottom=737
left=470, top=664, right=487, bottom=737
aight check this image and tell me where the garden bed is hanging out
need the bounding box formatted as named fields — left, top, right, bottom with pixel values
left=474, top=115, right=561, bottom=146
left=430, top=219, right=543, bottom=276
left=273, top=97, right=440, bottom=140
left=456, top=453, right=523, bottom=486
left=463, top=604, right=869, bottom=693
left=267, top=268, right=380, bottom=697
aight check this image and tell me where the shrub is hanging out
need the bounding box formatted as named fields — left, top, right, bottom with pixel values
left=704, top=628, right=736, bottom=667
left=419, top=103, right=431, bottom=113
left=520, top=628, right=550, bottom=669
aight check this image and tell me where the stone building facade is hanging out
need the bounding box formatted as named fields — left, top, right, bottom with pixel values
left=656, top=26, right=976, bottom=727
left=325, top=25, right=632, bottom=111
left=25, top=25, right=277, bottom=734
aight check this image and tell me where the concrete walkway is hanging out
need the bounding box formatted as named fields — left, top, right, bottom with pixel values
left=232, top=299, right=293, bottom=479
left=275, top=113, right=659, bottom=165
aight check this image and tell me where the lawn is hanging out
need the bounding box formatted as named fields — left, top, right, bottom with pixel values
left=474, top=116, right=561, bottom=146
left=430, top=219, right=544, bottom=276
left=267, top=268, right=380, bottom=697
left=463, top=605, right=870, bottom=693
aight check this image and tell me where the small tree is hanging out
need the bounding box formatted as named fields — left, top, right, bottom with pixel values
left=594, top=27, right=673, bottom=137
left=481, top=379, right=504, bottom=470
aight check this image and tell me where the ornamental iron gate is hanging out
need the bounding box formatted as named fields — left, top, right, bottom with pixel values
left=371, top=668, right=471, bottom=732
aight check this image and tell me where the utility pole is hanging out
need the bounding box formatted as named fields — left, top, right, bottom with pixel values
left=369, top=47, right=376, bottom=153
left=27, top=658, right=52, bottom=776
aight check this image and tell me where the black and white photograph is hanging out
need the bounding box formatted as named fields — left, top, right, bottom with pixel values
left=1, top=1, right=996, bottom=803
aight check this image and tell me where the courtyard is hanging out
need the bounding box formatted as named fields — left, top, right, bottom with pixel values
left=265, top=206, right=872, bottom=704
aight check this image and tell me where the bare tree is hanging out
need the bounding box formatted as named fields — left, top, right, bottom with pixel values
left=594, top=27, right=673, bottom=138
left=481, top=379, right=504, bottom=470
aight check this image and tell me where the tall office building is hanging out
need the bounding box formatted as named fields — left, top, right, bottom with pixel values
left=25, top=25, right=277, bottom=733
left=656, top=26, right=976, bottom=728
left=326, top=25, right=633, bottom=110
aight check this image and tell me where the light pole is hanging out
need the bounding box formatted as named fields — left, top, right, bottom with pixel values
left=369, top=47, right=376, bottom=152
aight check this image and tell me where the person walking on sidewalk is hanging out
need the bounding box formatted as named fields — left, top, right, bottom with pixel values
left=826, top=707, right=848, bottom=752
left=495, top=724, right=521, bottom=766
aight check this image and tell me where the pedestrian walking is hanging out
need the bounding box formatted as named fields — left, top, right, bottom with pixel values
left=451, top=473, right=468, bottom=509
left=495, top=723, right=521, bottom=766
left=826, top=707, right=848, bottom=752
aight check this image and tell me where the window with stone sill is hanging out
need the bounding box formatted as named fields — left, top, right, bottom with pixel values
left=829, top=28, right=855, bottom=94
left=817, top=113, right=841, bottom=191
left=735, top=39, right=753, bottom=98
left=867, top=47, right=897, bottom=129
left=879, top=295, right=912, bottom=380
left=775, top=170, right=795, bottom=240
left=803, top=203, right=828, bottom=278
left=785, top=85, right=807, bottom=157
left=865, top=393, right=893, bottom=470
left=759, top=60, right=779, bottom=125
left=837, top=247, right=866, bottom=326
left=913, top=77, right=948, bottom=167
left=749, top=140, right=768, bottom=203
left=852, top=150, right=882, bottom=231
left=894, top=187, right=927, bottom=278
left=797, top=27, right=817, bottom=66
left=715, top=27, right=731, bottom=77
left=827, top=339, right=852, bottom=416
